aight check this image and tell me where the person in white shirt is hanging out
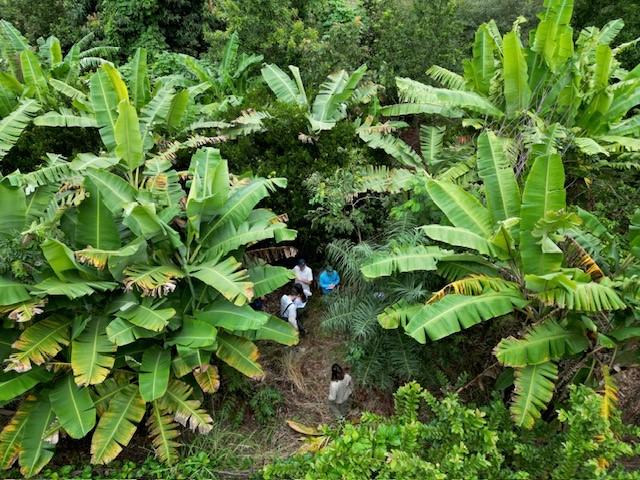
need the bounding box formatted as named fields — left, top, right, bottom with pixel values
left=292, top=259, right=313, bottom=297
left=280, top=288, right=304, bottom=334
left=328, top=363, right=353, bottom=418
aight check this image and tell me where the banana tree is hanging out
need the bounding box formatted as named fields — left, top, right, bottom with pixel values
left=0, top=20, right=117, bottom=162
left=361, top=130, right=632, bottom=429
left=261, top=63, right=377, bottom=133
left=178, top=32, right=264, bottom=118
left=0, top=64, right=298, bottom=477
left=381, top=0, right=640, bottom=174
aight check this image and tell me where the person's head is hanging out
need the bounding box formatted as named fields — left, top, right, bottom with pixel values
left=293, top=283, right=305, bottom=297
left=297, top=258, right=306, bottom=270
left=290, top=286, right=301, bottom=298
left=325, top=265, right=334, bottom=273
left=331, top=363, right=345, bottom=381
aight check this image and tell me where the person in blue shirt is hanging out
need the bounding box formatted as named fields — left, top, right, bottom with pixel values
left=319, top=265, right=340, bottom=294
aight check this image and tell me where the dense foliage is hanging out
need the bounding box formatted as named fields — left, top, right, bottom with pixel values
left=2, top=0, right=640, bottom=476
left=264, top=381, right=640, bottom=479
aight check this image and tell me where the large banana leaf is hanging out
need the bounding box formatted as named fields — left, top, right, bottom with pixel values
left=356, top=127, right=424, bottom=169
left=216, top=333, right=264, bottom=380
left=76, top=178, right=120, bottom=250
left=0, top=398, right=35, bottom=469
left=519, top=154, right=565, bottom=275
left=34, top=110, right=98, bottom=128
left=89, top=69, right=118, bottom=151
left=361, top=246, right=449, bottom=278
left=503, top=30, right=531, bottom=117
left=0, top=277, right=31, bottom=306
left=160, top=379, right=213, bottom=434
left=19, top=50, right=49, bottom=103
left=50, top=374, right=96, bottom=439
left=193, top=364, right=220, bottom=393
left=5, top=316, right=70, bottom=372
left=0, top=368, right=52, bottom=402
left=247, top=316, right=299, bottom=346
left=18, top=397, right=56, bottom=477
left=41, top=238, right=79, bottom=280
left=71, top=317, right=116, bottom=386
left=531, top=0, right=574, bottom=72
left=139, top=346, right=171, bottom=402
left=0, top=180, right=26, bottom=237
left=200, top=177, right=286, bottom=242
left=419, top=126, right=445, bottom=165
left=511, top=362, right=558, bottom=429
left=421, top=225, right=493, bottom=255
left=90, top=385, right=146, bottom=465
left=426, top=179, right=494, bottom=236
left=405, top=292, right=526, bottom=343
left=105, top=317, right=158, bottom=346
left=188, top=257, right=254, bottom=306
left=147, top=401, right=180, bottom=465
left=464, top=23, right=497, bottom=95
left=309, top=70, right=348, bottom=128
left=31, top=278, right=117, bottom=299
left=394, top=77, right=503, bottom=118
left=168, top=319, right=217, bottom=349
left=535, top=281, right=626, bottom=311
left=140, top=85, right=174, bottom=141
left=130, top=48, right=150, bottom=111
left=0, top=99, right=40, bottom=160
left=261, top=64, right=305, bottom=105
left=118, top=303, right=175, bottom=332
left=477, top=131, right=520, bottom=223
left=114, top=100, right=144, bottom=170
left=84, top=168, right=136, bottom=214
left=166, top=89, right=189, bottom=129
left=0, top=20, right=30, bottom=76
left=247, top=265, right=295, bottom=298
left=196, top=299, right=269, bottom=331
left=495, top=320, right=589, bottom=367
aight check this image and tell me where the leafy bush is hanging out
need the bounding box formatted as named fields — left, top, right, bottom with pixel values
left=263, top=382, right=640, bottom=479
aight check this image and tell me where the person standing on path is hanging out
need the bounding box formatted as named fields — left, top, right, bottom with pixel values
left=292, top=259, right=313, bottom=297
left=328, top=364, right=352, bottom=419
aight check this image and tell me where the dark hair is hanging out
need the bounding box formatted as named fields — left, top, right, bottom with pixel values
left=331, top=363, right=344, bottom=381
left=293, top=283, right=304, bottom=296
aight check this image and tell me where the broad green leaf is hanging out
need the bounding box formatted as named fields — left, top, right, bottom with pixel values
left=532, top=0, right=574, bottom=72
left=495, top=320, right=589, bottom=367
left=71, top=317, right=116, bottom=386
left=477, top=131, right=520, bottom=222
left=50, top=374, right=96, bottom=439
left=91, top=385, right=145, bottom=464
left=5, top=316, right=70, bottom=372
left=405, top=293, right=526, bottom=343
left=247, top=265, right=295, bottom=297
left=511, top=362, right=557, bottom=429
left=85, top=168, right=136, bottom=214
left=216, top=333, right=264, bottom=380
left=106, top=317, right=158, bottom=346
left=147, top=401, right=180, bottom=465
left=0, top=398, right=35, bottom=470
left=41, top=238, right=79, bottom=280
left=118, top=303, right=175, bottom=332
left=130, top=48, right=150, bottom=111
left=245, top=316, right=299, bottom=346
left=188, top=257, right=253, bottom=306
left=160, top=379, right=213, bottom=434
left=503, top=30, right=531, bottom=117
left=0, top=368, right=53, bottom=402
left=0, top=178, right=26, bottom=237
left=519, top=154, right=565, bottom=275
left=18, top=397, right=56, bottom=477
left=139, top=346, right=171, bottom=402
left=421, top=225, right=493, bottom=255
left=426, top=179, right=493, bottom=235
left=168, top=319, right=217, bottom=349
left=89, top=69, right=118, bottom=150
left=114, top=100, right=144, bottom=170
left=76, top=178, right=120, bottom=250
left=197, top=299, right=269, bottom=331
left=261, top=64, right=303, bottom=105
left=361, top=246, right=449, bottom=278
left=0, top=277, right=31, bottom=306
left=19, top=50, right=49, bottom=103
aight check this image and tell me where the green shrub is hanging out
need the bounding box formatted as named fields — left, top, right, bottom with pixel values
left=263, top=382, right=640, bottom=479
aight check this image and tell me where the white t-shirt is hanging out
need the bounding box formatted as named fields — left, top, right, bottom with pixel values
left=280, top=294, right=298, bottom=328
left=328, top=374, right=353, bottom=404
left=293, top=265, right=313, bottom=285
